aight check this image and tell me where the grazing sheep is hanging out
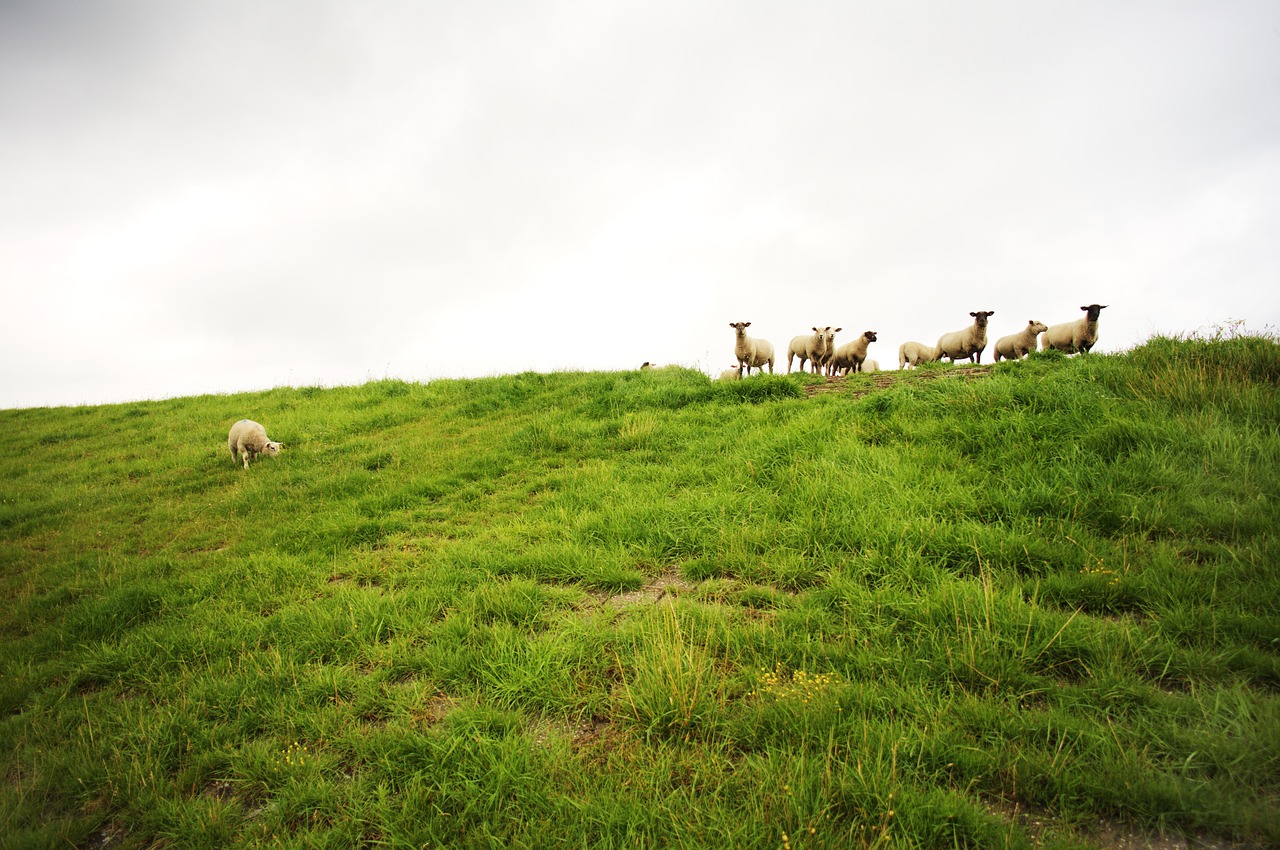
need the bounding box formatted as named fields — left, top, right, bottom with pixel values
left=937, top=311, right=995, bottom=364
left=729, top=321, right=775, bottom=375
left=228, top=420, right=283, bottom=469
left=898, top=341, right=940, bottom=369
left=718, top=366, right=742, bottom=381
left=993, top=320, right=1050, bottom=362
left=787, top=326, right=841, bottom=375
left=829, top=331, right=878, bottom=374
left=1041, top=304, right=1108, bottom=353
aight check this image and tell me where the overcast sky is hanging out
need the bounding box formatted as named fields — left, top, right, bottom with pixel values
left=2, top=1, right=1278, bottom=409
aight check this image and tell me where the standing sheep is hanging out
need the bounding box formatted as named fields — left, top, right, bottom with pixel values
left=937, top=311, right=995, bottom=364
left=1041, top=304, right=1108, bottom=353
left=729, top=322, right=775, bottom=375
left=898, top=341, right=940, bottom=369
left=787, top=326, right=841, bottom=375
left=829, top=331, right=878, bottom=374
left=228, top=420, right=283, bottom=469
left=993, top=320, right=1050, bottom=362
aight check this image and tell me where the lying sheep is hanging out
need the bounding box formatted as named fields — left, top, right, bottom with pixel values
left=861, top=359, right=881, bottom=373
left=718, top=366, right=742, bottom=381
left=1041, top=304, right=1108, bottom=353
left=898, top=341, right=940, bottom=369
left=730, top=321, right=775, bottom=375
left=228, top=420, right=283, bottom=469
left=829, top=331, right=878, bottom=374
left=787, top=326, right=841, bottom=375
left=993, top=320, right=1050, bottom=362
left=937, top=311, right=995, bottom=364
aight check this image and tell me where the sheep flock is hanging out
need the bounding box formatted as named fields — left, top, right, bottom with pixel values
left=229, top=306, right=1108, bottom=466
left=715, top=306, right=1106, bottom=379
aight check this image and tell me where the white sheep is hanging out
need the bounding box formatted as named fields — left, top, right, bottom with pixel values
left=1041, top=304, right=1108, bottom=353
left=729, top=322, right=775, bottom=375
left=937, top=311, right=995, bottom=364
left=861, top=359, right=881, bottom=373
left=228, top=420, right=283, bottom=469
left=898, top=341, right=940, bottom=369
left=829, top=331, right=878, bottom=375
left=993, top=320, right=1050, bottom=362
left=787, top=326, right=841, bottom=375
left=718, top=366, right=742, bottom=381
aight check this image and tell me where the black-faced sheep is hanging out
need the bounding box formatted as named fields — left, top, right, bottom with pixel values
left=1041, top=304, right=1108, bottom=353
left=829, top=331, right=878, bottom=374
left=937, top=311, right=995, bottom=364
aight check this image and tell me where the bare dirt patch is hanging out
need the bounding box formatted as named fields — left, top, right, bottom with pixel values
left=805, top=364, right=995, bottom=398
left=594, top=567, right=694, bottom=609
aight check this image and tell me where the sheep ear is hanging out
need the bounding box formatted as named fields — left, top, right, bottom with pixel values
left=1080, top=305, right=1088, bottom=311
left=833, top=327, right=842, bottom=333
left=970, top=312, right=977, bottom=317
left=812, top=327, right=820, bottom=333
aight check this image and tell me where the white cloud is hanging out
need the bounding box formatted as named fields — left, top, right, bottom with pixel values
left=2, top=0, right=1278, bottom=407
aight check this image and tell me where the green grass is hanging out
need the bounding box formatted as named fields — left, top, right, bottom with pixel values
left=2, top=339, right=1278, bottom=849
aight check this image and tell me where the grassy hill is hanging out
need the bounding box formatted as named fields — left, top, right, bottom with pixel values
left=2, top=336, right=1278, bottom=849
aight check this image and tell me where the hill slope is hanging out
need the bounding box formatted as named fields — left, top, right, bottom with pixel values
left=2, top=337, right=1278, bottom=849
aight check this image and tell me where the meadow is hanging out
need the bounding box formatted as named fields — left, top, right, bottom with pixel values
left=1, top=334, right=1278, bottom=849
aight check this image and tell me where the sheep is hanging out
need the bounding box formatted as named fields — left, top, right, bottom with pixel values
left=937, top=311, right=995, bottom=364
left=898, top=341, right=940, bottom=369
left=228, top=419, right=283, bottom=469
left=829, top=331, right=878, bottom=375
left=729, top=321, right=775, bottom=375
left=862, top=359, right=881, bottom=373
left=992, top=320, right=1050, bottom=362
left=787, top=326, right=841, bottom=375
left=1041, top=304, right=1108, bottom=353
left=718, top=366, right=742, bottom=381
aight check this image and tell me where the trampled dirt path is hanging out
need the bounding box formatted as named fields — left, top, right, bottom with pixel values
left=802, top=363, right=995, bottom=398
